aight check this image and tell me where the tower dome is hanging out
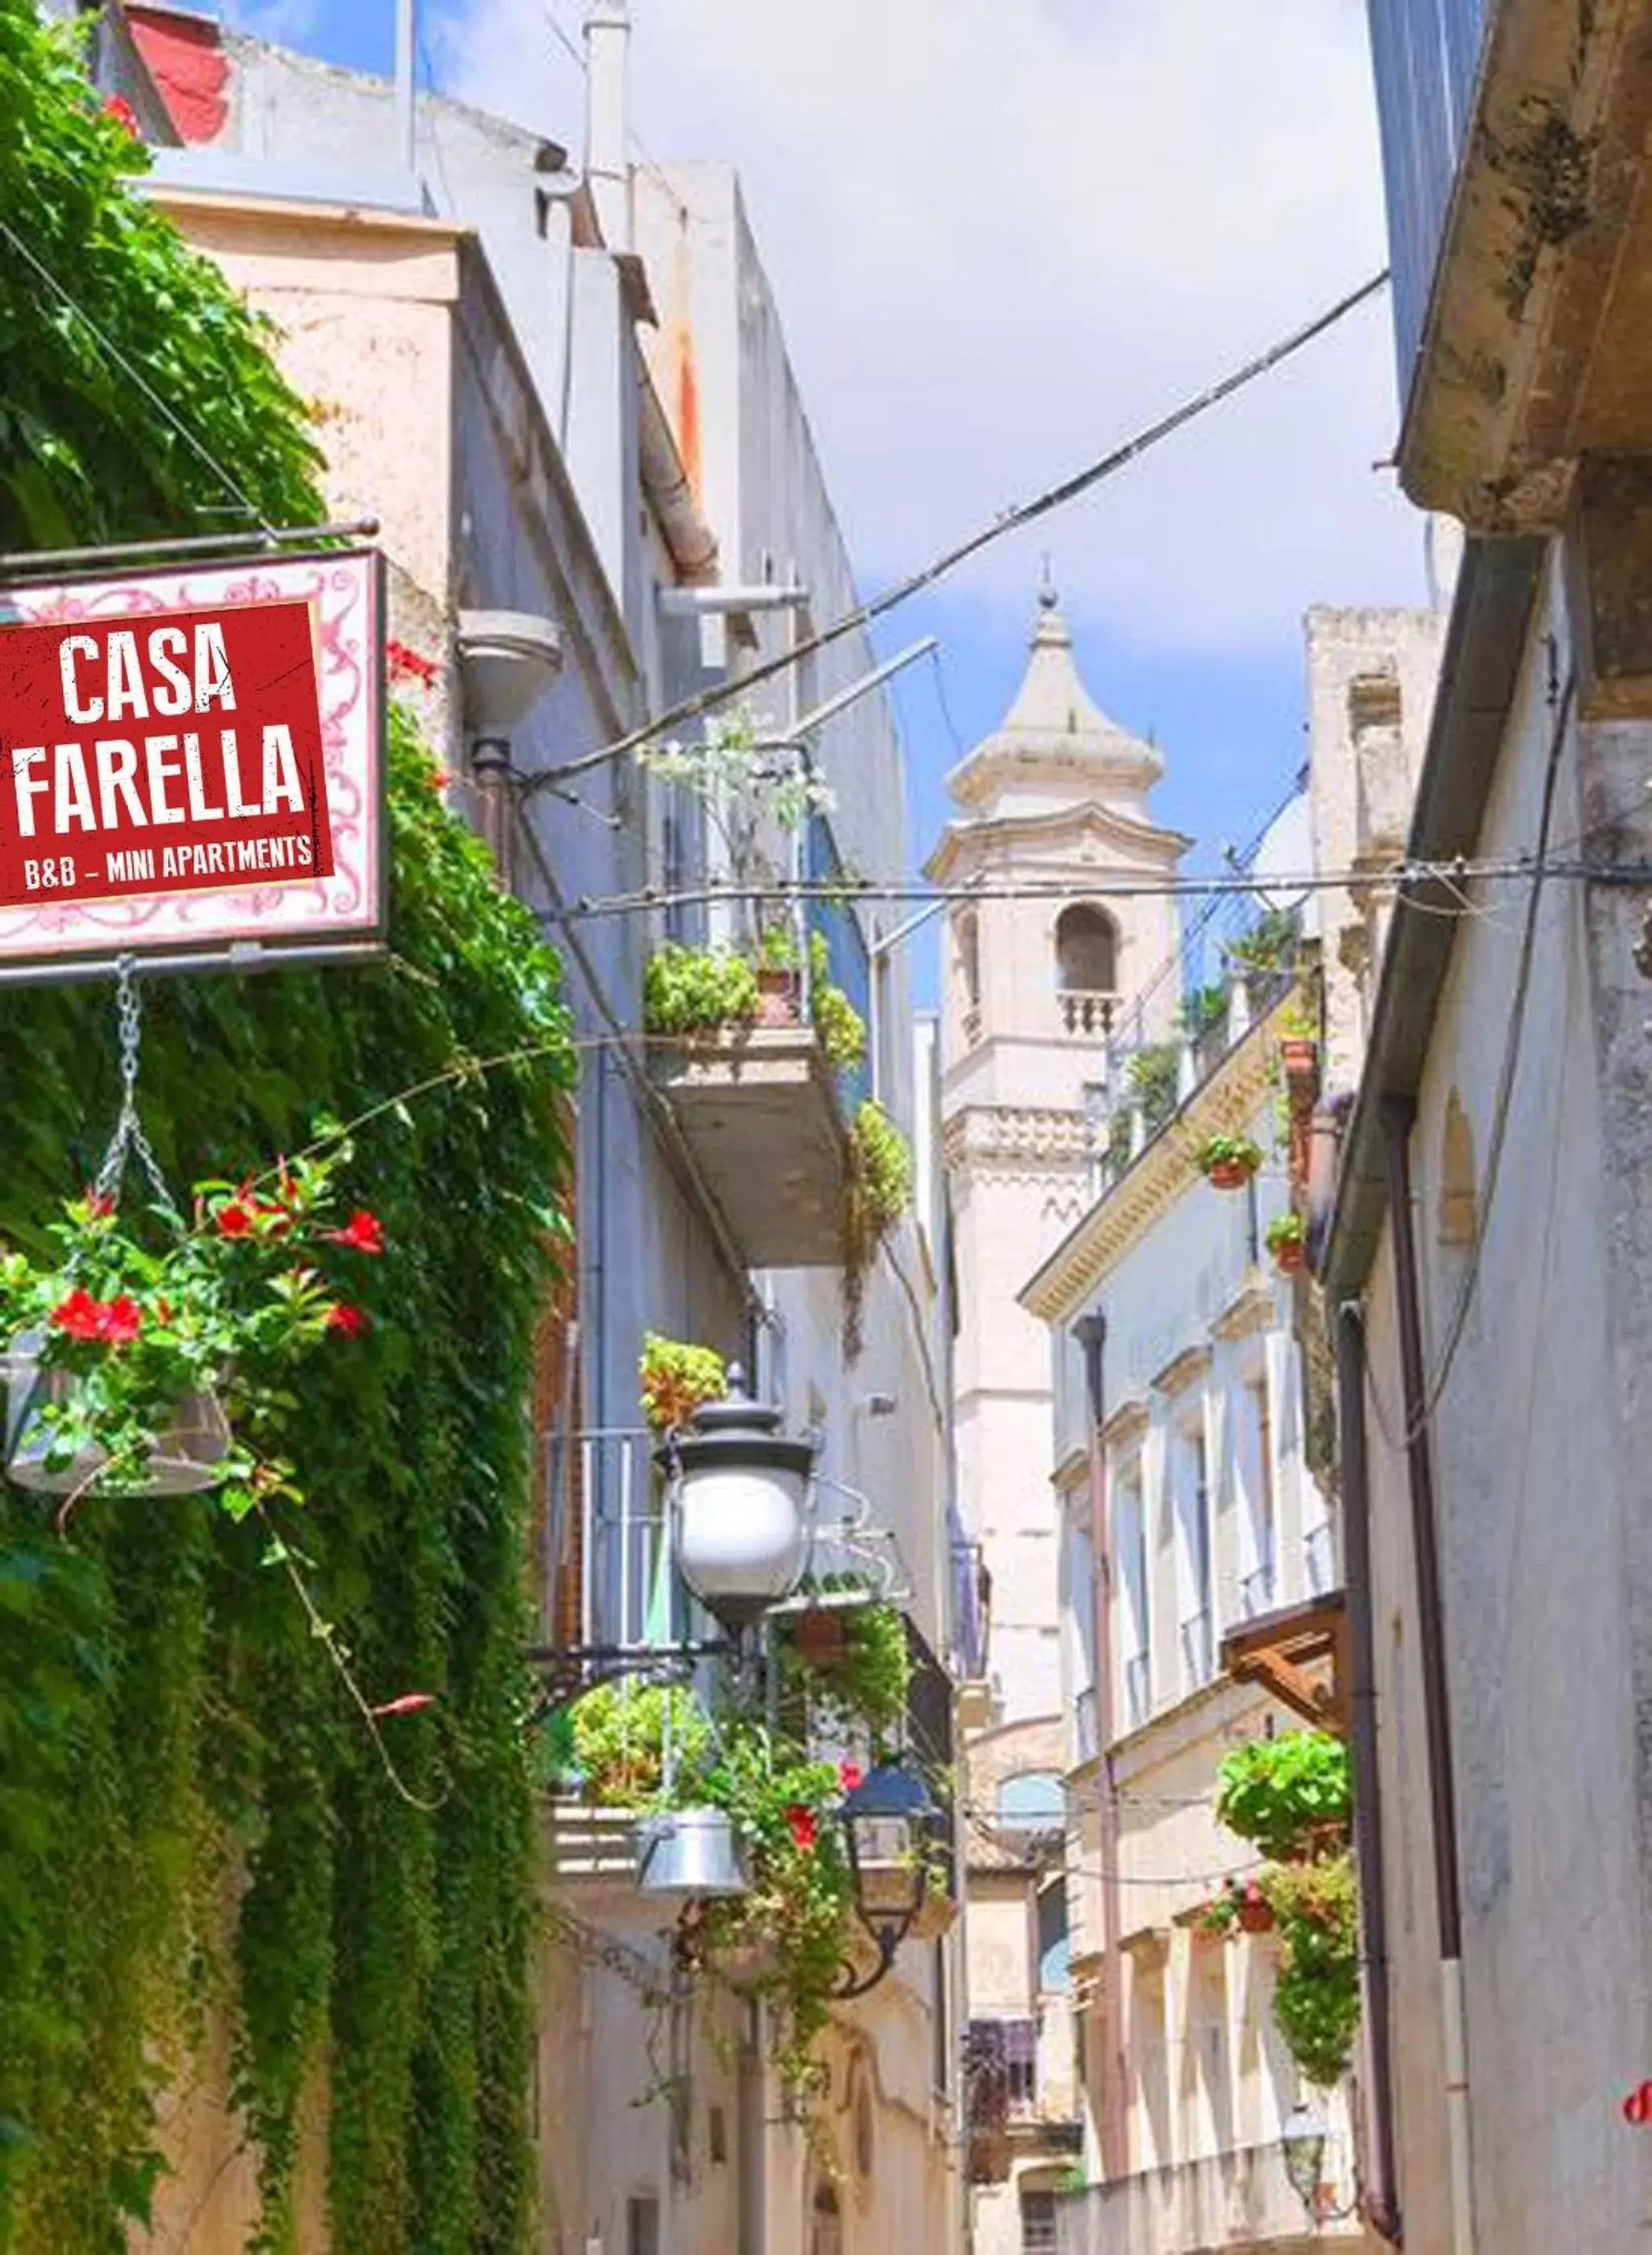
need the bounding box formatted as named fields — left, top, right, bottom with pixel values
left=945, top=584, right=1164, bottom=819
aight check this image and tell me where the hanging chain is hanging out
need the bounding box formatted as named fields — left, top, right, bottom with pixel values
left=94, top=957, right=182, bottom=1223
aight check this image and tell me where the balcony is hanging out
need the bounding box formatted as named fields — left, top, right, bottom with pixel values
left=1372, top=0, right=1652, bottom=560
left=1059, top=990, right=1116, bottom=1039
left=651, top=1020, right=849, bottom=1268
left=1056, top=2135, right=1361, bottom=2255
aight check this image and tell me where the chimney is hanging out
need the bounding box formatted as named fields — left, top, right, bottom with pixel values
left=583, top=0, right=631, bottom=251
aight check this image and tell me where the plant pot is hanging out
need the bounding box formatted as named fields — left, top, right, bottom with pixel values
left=1237, top=1896, right=1274, bottom=1934
left=1207, top=1159, right=1254, bottom=1192
left=793, top=1606, right=848, bottom=1664
left=755, top=967, right=800, bottom=1028
left=6, top=1344, right=230, bottom=1497
left=1273, top=1241, right=1307, bottom=1275
left=1279, top=1036, right=1318, bottom=1077
left=636, top=1806, right=749, bottom=1899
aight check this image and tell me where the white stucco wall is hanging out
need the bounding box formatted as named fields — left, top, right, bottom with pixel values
left=1360, top=545, right=1652, bottom=2252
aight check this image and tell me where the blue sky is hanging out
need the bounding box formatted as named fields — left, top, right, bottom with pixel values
left=223, top=0, right=1425, bottom=998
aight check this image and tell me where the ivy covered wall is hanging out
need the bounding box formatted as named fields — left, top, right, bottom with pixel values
left=0, top=8, right=571, bottom=2249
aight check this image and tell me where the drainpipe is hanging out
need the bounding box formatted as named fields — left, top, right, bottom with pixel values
left=1072, top=1311, right=1128, bottom=2182
left=1380, top=1097, right=1476, bottom=2255
left=736, top=1998, right=765, bottom=2255
left=1333, top=1301, right=1401, bottom=2245
left=583, top=0, right=632, bottom=253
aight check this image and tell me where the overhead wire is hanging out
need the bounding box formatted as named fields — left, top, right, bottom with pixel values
left=519, top=269, right=1393, bottom=794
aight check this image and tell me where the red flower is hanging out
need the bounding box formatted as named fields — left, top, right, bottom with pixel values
left=98, top=1296, right=142, bottom=1346
left=81, top=1186, right=115, bottom=1221
left=215, top=1201, right=256, bottom=1239
left=326, top=1302, right=369, bottom=1337
left=102, top=94, right=139, bottom=136
left=784, top=1805, right=817, bottom=1852
left=49, top=1288, right=143, bottom=1346
left=370, top=1692, right=436, bottom=1718
left=386, top=637, right=440, bottom=687
left=327, top=1209, right=385, bottom=1255
left=838, top=1761, right=864, bottom=1794
left=49, top=1287, right=107, bottom=1343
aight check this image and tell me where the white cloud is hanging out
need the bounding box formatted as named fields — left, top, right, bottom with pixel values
left=432, top=0, right=1425, bottom=653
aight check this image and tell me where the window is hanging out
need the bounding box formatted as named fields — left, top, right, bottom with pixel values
left=997, top=1772, right=1066, bottom=1831
left=955, top=907, right=982, bottom=1012
left=1174, top=1413, right=1212, bottom=1688
left=1115, top=1458, right=1149, bottom=1726
left=1000, top=2018, right=1038, bottom=2110
left=1037, top=1878, right=1070, bottom=1993
left=627, top=2197, right=660, bottom=2255
left=1237, top=1374, right=1276, bottom=1617
left=1020, top=2190, right=1058, bottom=2255
left=1054, top=903, right=1118, bottom=993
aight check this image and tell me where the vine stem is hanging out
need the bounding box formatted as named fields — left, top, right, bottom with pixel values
left=253, top=1497, right=449, bottom=1814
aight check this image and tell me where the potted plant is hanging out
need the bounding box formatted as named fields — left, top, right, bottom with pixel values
left=1235, top=1878, right=1275, bottom=1933
left=1215, top=1731, right=1351, bottom=1864
left=1266, top=1209, right=1308, bottom=1275
left=641, top=943, right=760, bottom=1045
left=754, top=921, right=801, bottom=1025
left=640, top=1333, right=729, bottom=1436
left=1277, top=997, right=1320, bottom=1080
left=1196, top=1134, right=1262, bottom=1192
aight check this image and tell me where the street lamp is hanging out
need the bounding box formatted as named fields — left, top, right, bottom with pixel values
left=667, top=1368, right=814, bottom=1628
left=832, top=1759, right=945, bottom=2000
left=1281, top=2101, right=1328, bottom=2213
left=1280, top=2101, right=1358, bottom=2227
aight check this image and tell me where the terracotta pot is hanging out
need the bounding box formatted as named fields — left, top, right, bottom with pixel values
left=793, top=1607, right=848, bottom=1664
left=1237, top=1895, right=1274, bottom=1934
left=755, top=967, right=800, bottom=1027
left=1273, top=1240, right=1307, bottom=1275
left=1208, top=1159, right=1253, bottom=1192
left=1279, top=1036, right=1318, bottom=1076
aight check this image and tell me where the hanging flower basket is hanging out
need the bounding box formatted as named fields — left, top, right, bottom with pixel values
left=1197, top=1134, right=1262, bottom=1192
left=1265, top=1210, right=1307, bottom=1275
left=6, top=1340, right=229, bottom=1497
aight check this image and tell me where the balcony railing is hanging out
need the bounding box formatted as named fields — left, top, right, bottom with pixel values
left=1056, top=2133, right=1360, bottom=2255
left=1060, top=990, right=1116, bottom=1038
left=1366, top=0, right=1487, bottom=399
left=1180, top=1607, right=1213, bottom=1691
left=1074, top=1685, right=1099, bottom=1766
left=953, top=1536, right=990, bottom=1681
left=1304, top=1519, right=1337, bottom=1596
left=1239, top=1557, right=1277, bottom=1621
left=1121, top=1652, right=1149, bottom=1731
left=543, top=1428, right=911, bottom=1663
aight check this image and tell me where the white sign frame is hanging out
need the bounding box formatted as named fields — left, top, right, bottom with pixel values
left=0, top=546, right=386, bottom=987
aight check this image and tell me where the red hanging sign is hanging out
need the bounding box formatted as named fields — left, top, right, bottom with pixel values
left=0, top=549, right=385, bottom=983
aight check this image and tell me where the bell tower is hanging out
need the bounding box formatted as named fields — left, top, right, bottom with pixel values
left=930, top=584, right=1187, bottom=1731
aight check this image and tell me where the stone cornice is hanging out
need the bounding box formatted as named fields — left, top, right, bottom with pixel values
left=1101, top=1397, right=1150, bottom=1451
left=1150, top=1343, right=1212, bottom=1399
left=1019, top=1002, right=1288, bottom=1322
left=924, top=797, right=1191, bottom=883
left=943, top=1105, right=1096, bottom=1176
left=1211, top=1278, right=1276, bottom=1343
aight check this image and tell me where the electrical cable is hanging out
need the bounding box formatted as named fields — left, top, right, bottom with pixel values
left=549, top=854, right=1625, bottom=922
left=519, top=269, right=1392, bottom=795
left=0, top=218, right=277, bottom=537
